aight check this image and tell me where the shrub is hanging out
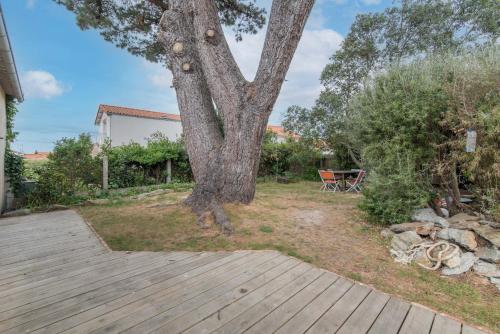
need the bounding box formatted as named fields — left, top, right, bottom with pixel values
left=105, top=133, right=192, bottom=189
left=352, top=45, right=499, bottom=224
left=259, top=130, right=323, bottom=180
left=28, top=134, right=101, bottom=206
left=5, top=148, right=24, bottom=197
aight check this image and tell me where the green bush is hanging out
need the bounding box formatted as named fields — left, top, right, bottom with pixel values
left=259, top=130, right=323, bottom=180
left=351, top=46, right=499, bottom=224
left=105, top=133, right=192, bottom=188
left=5, top=148, right=24, bottom=197
left=27, top=134, right=101, bottom=206
left=359, top=158, right=431, bottom=225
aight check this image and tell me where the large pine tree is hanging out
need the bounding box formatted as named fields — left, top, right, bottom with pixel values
left=56, top=0, right=315, bottom=232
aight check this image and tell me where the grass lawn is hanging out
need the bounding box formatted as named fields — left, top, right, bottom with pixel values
left=78, top=181, right=499, bottom=332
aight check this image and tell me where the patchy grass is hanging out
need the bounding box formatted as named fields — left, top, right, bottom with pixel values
left=259, top=225, right=274, bottom=233
left=78, top=181, right=500, bottom=332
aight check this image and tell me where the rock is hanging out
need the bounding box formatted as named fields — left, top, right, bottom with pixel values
left=490, top=277, right=500, bottom=291
left=389, top=222, right=434, bottom=233
left=412, top=208, right=449, bottom=228
left=447, top=213, right=480, bottom=224
left=473, top=260, right=500, bottom=277
left=472, top=225, right=500, bottom=248
left=436, top=228, right=477, bottom=251
left=380, top=229, right=395, bottom=239
left=474, top=247, right=500, bottom=263
left=443, top=252, right=461, bottom=268
left=442, top=252, right=476, bottom=276
left=391, top=231, right=422, bottom=252
left=479, top=220, right=500, bottom=229
left=441, top=208, right=449, bottom=218
left=85, top=199, right=110, bottom=206
left=415, top=225, right=436, bottom=236
left=2, top=209, right=31, bottom=218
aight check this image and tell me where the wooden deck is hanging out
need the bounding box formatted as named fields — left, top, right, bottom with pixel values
left=0, top=210, right=488, bottom=334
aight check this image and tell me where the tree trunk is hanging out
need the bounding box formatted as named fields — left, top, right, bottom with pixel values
left=159, top=0, right=315, bottom=233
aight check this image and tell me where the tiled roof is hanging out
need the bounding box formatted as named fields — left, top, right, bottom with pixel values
left=95, top=104, right=181, bottom=124
left=267, top=125, right=301, bottom=140
left=23, top=152, right=50, bottom=160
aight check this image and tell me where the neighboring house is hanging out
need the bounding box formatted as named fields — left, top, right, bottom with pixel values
left=95, top=104, right=183, bottom=147
left=96, top=104, right=298, bottom=147
left=22, top=152, right=50, bottom=161
left=0, top=5, right=23, bottom=212
left=266, top=125, right=300, bottom=143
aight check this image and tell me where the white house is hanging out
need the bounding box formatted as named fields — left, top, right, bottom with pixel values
left=95, top=104, right=183, bottom=147
left=95, top=104, right=299, bottom=148
left=0, top=5, right=23, bottom=212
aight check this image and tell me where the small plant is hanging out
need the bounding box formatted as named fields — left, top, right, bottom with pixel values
left=259, top=225, right=274, bottom=233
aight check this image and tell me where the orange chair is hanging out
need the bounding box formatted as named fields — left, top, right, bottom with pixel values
left=318, top=170, right=340, bottom=192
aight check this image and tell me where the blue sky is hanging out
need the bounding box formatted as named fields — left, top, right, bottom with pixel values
left=3, top=0, right=391, bottom=153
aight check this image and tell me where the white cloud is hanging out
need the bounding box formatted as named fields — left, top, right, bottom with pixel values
left=26, top=0, right=37, bottom=9
left=22, top=70, right=67, bottom=99
left=226, top=27, right=343, bottom=121
left=361, top=0, right=382, bottom=4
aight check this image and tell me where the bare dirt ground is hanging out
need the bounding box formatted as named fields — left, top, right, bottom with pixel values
left=79, top=181, right=499, bottom=332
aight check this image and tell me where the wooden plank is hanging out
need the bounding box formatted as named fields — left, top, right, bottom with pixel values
left=0, top=232, right=94, bottom=255
left=0, top=253, right=226, bottom=324
left=0, top=252, right=122, bottom=287
left=186, top=268, right=324, bottom=334
left=0, top=248, right=107, bottom=279
left=232, top=272, right=337, bottom=334
left=0, top=251, right=187, bottom=314
left=336, top=290, right=390, bottom=334
left=0, top=252, right=216, bottom=333
left=399, top=305, right=435, bottom=334
left=274, top=277, right=353, bottom=334
left=305, top=283, right=371, bottom=334
left=0, top=241, right=103, bottom=266
left=38, top=252, right=261, bottom=334
left=0, top=253, right=127, bottom=293
left=91, top=253, right=289, bottom=334
left=135, top=257, right=301, bottom=334
left=430, top=314, right=462, bottom=334
left=462, top=325, right=487, bottom=334
left=0, top=251, right=161, bottom=301
left=367, top=297, right=411, bottom=334
left=180, top=262, right=315, bottom=334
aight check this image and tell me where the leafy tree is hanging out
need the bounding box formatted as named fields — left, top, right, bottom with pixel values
left=105, top=133, right=191, bottom=188
left=284, top=0, right=499, bottom=165
left=353, top=46, right=499, bottom=223
left=57, top=0, right=316, bottom=232
left=28, top=134, right=102, bottom=206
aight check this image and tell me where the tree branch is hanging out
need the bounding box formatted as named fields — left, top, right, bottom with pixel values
left=255, top=0, right=315, bottom=113
left=158, top=3, right=224, bottom=180
left=191, top=0, right=247, bottom=114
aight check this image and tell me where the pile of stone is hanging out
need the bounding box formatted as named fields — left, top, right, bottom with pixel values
left=383, top=208, right=500, bottom=290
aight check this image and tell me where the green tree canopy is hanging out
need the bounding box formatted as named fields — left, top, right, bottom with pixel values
left=284, top=0, right=499, bottom=165
left=54, top=0, right=266, bottom=63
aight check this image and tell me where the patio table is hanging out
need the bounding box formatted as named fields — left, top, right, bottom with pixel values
left=332, top=170, right=360, bottom=191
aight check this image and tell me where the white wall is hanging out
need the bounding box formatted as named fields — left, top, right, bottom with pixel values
left=0, top=87, right=6, bottom=212
left=100, top=113, right=183, bottom=147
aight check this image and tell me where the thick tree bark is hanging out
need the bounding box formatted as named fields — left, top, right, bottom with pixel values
left=159, top=0, right=315, bottom=233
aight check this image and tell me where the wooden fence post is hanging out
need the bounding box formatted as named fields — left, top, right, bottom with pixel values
left=103, top=155, right=109, bottom=192
left=166, top=159, right=172, bottom=184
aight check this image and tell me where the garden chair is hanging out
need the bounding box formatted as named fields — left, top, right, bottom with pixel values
left=347, top=170, right=366, bottom=193
left=319, top=170, right=340, bottom=192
